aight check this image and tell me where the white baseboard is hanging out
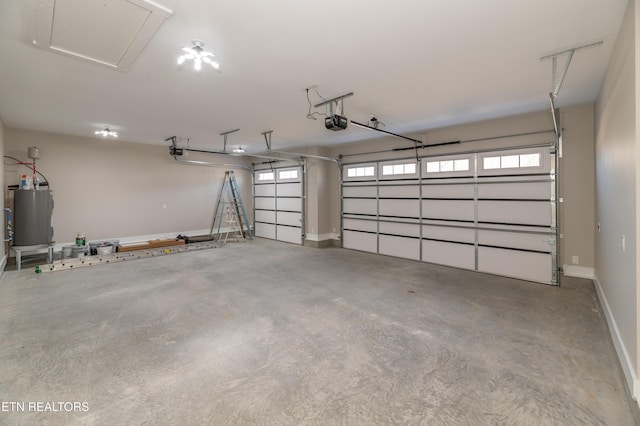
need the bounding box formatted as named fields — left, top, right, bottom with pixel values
left=563, top=265, right=595, bottom=279
left=11, top=228, right=247, bottom=264
left=593, top=274, right=640, bottom=408
left=305, top=232, right=340, bottom=242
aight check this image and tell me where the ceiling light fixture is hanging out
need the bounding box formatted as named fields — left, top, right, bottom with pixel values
left=367, top=116, right=385, bottom=129
left=177, top=40, right=219, bottom=71
left=233, top=147, right=245, bottom=153
left=95, top=127, right=118, bottom=138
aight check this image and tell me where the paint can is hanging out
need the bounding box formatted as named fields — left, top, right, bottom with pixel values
left=96, top=244, right=113, bottom=255
left=71, top=246, right=85, bottom=258
left=76, top=232, right=86, bottom=246
left=62, top=245, right=74, bottom=258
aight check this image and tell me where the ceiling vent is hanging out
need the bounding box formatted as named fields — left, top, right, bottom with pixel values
left=32, top=0, right=172, bottom=72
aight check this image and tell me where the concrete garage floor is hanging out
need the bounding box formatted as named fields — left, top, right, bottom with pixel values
left=0, top=239, right=637, bottom=425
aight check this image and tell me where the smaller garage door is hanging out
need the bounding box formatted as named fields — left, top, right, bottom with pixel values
left=254, top=166, right=304, bottom=245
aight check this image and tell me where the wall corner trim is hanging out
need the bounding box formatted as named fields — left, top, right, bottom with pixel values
left=305, top=233, right=339, bottom=242
left=0, top=254, right=6, bottom=277
left=563, top=265, right=595, bottom=279
left=593, top=274, right=640, bottom=409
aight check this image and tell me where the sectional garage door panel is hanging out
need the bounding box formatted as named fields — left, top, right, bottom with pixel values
left=379, top=221, right=420, bottom=237
left=343, top=186, right=377, bottom=198
left=344, top=198, right=377, bottom=215
left=344, top=218, right=378, bottom=233
left=277, top=183, right=302, bottom=197
left=478, top=228, right=553, bottom=252
left=341, top=146, right=557, bottom=285
left=478, top=181, right=551, bottom=199
left=276, top=225, right=302, bottom=245
left=478, top=246, right=552, bottom=283
left=277, top=211, right=302, bottom=227
left=379, top=199, right=419, bottom=218
left=254, top=167, right=303, bottom=245
left=379, top=185, right=420, bottom=198
left=343, top=230, right=377, bottom=253
left=423, top=183, right=474, bottom=199
left=254, top=184, right=275, bottom=197
left=255, top=209, right=275, bottom=224
left=422, top=224, right=475, bottom=244
left=478, top=200, right=551, bottom=226
left=255, top=222, right=276, bottom=239
left=422, top=240, right=475, bottom=270
left=422, top=200, right=475, bottom=222
left=277, top=198, right=302, bottom=213
left=379, top=235, right=420, bottom=260
left=255, top=197, right=275, bottom=210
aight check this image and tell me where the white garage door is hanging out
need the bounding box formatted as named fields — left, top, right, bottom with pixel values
left=254, top=167, right=304, bottom=245
left=342, top=146, right=558, bottom=285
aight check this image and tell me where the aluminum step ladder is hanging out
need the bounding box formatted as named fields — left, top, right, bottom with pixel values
left=210, top=171, right=253, bottom=245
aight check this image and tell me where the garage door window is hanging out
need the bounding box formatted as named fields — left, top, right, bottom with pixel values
left=382, top=162, right=416, bottom=176
left=423, top=156, right=472, bottom=177
left=426, top=159, right=469, bottom=174
left=483, top=153, right=541, bottom=170
left=278, top=169, right=298, bottom=180
left=346, top=166, right=375, bottom=178
left=257, top=171, right=274, bottom=181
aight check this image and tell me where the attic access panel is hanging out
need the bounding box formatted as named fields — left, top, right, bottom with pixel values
left=32, top=0, right=172, bottom=72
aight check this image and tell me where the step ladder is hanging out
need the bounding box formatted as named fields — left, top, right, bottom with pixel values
left=211, top=171, right=253, bottom=245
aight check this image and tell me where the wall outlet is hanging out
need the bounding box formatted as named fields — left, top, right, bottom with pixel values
left=571, top=256, right=579, bottom=264
left=622, top=235, right=626, bottom=252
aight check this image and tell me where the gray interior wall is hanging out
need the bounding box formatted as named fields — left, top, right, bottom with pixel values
left=307, top=146, right=333, bottom=238
left=636, top=0, right=640, bottom=379
left=305, top=160, right=318, bottom=237
left=303, top=148, right=323, bottom=238
left=560, top=105, right=596, bottom=270
left=4, top=128, right=252, bottom=244
left=595, top=0, right=638, bottom=396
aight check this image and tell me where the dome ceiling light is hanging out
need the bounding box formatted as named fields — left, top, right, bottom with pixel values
left=177, top=40, right=219, bottom=72
left=95, top=127, right=118, bottom=138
